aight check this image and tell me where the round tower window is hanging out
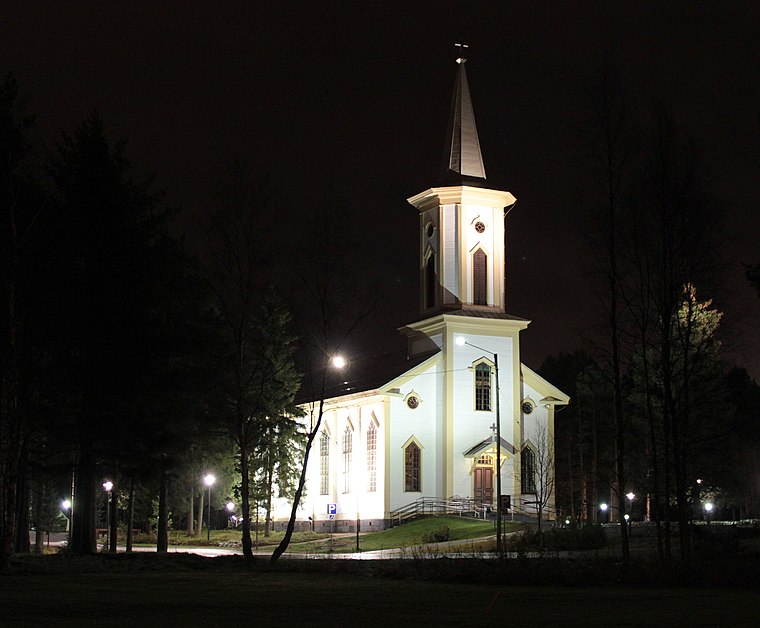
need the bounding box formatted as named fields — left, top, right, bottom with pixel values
left=407, top=396, right=420, bottom=409
left=521, top=401, right=534, bottom=414
left=425, top=223, right=435, bottom=238
left=474, top=221, right=486, bottom=233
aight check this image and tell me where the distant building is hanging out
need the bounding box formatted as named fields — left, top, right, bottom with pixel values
left=275, top=51, right=569, bottom=530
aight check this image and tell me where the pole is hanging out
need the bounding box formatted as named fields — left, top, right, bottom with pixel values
left=105, top=491, right=111, bottom=552
left=109, top=489, right=118, bottom=553
left=495, top=353, right=502, bottom=555
left=207, top=484, right=211, bottom=542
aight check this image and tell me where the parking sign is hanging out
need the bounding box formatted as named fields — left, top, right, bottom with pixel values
left=327, top=503, right=337, bottom=515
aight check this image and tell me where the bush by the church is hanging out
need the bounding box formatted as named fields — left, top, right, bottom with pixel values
left=421, top=525, right=451, bottom=544
left=507, top=524, right=607, bottom=552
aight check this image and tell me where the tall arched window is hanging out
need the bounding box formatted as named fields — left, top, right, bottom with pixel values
left=404, top=442, right=421, bottom=492
left=342, top=426, right=352, bottom=494
left=475, top=363, right=492, bottom=411
left=473, top=248, right=487, bottom=305
left=521, top=446, right=536, bottom=493
left=425, top=254, right=436, bottom=309
left=367, top=423, right=377, bottom=493
left=319, top=432, right=330, bottom=495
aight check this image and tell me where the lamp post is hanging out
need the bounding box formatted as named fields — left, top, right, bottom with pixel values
left=203, top=474, right=215, bottom=541
left=600, top=502, right=608, bottom=524
left=226, top=500, right=235, bottom=528
left=704, top=501, right=713, bottom=524
left=455, top=336, right=503, bottom=554
left=626, top=492, right=635, bottom=521
left=102, top=481, right=113, bottom=552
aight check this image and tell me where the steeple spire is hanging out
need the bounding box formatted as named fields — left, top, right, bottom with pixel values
left=441, top=43, right=486, bottom=183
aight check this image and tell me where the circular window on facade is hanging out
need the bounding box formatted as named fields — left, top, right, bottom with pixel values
left=425, top=223, right=435, bottom=239
left=407, top=395, right=420, bottom=409
left=474, top=221, right=486, bottom=233
left=521, top=400, right=534, bottom=414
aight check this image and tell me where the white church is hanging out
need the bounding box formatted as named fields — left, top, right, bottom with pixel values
left=276, top=52, right=569, bottom=531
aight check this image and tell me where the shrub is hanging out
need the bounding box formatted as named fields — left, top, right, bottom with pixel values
left=506, top=525, right=606, bottom=552
left=421, top=525, right=450, bottom=543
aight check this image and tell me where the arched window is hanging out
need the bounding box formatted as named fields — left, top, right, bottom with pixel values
left=319, top=432, right=330, bottom=495
left=367, top=423, right=377, bottom=493
left=473, top=248, right=487, bottom=305
left=425, top=255, right=436, bottom=309
left=475, top=363, right=492, bottom=411
left=521, top=446, right=536, bottom=494
left=404, top=442, right=421, bottom=492
left=342, top=426, right=353, bottom=494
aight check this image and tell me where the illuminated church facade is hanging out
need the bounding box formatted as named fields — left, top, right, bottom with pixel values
left=274, top=52, right=568, bottom=530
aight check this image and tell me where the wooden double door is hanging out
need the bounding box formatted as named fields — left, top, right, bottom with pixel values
left=474, top=467, right=493, bottom=505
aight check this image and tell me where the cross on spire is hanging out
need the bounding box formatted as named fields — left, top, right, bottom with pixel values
left=455, top=40, right=469, bottom=64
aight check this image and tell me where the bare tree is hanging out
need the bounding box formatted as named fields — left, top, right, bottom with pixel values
left=269, top=199, right=375, bottom=565
left=532, top=422, right=556, bottom=536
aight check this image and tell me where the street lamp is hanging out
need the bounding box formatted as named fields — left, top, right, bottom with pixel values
left=203, top=474, right=216, bottom=541
left=704, top=501, right=713, bottom=524
left=455, top=336, right=503, bottom=554
left=102, top=481, right=113, bottom=552
left=226, top=500, right=235, bottom=528
left=600, top=502, right=608, bottom=524
left=626, top=492, right=635, bottom=522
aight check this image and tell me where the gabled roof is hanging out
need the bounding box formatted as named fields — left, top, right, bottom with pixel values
left=295, top=348, right=439, bottom=405
left=521, top=363, right=571, bottom=406
left=464, top=436, right=516, bottom=457
left=441, top=55, right=487, bottom=184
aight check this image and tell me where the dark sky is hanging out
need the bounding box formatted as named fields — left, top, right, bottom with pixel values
left=3, top=2, right=759, bottom=377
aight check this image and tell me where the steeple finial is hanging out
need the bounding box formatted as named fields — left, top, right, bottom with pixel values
left=441, top=43, right=486, bottom=183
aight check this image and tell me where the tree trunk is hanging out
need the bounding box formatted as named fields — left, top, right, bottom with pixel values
left=264, top=455, right=274, bottom=538
left=195, top=487, right=204, bottom=538
left=156, top=469, right=168, bottom=553
left=187, top=486, right=194, bottom=536
left=15, top=459, right=30, bottom=553
left=239, top=436, right=253, bottom=560
left=71, top=428, right=96, bottom=555
left=126, top=478, right=135, bottom=553
left=270, top=403, right=324, bottom=565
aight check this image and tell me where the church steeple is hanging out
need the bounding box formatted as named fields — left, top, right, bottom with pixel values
left=441, top=43, right=486, bottom=184
left=409, top=49, right=516, bottom=316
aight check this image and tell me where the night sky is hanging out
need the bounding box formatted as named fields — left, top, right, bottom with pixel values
left=3, top=2, right=759, bottom=377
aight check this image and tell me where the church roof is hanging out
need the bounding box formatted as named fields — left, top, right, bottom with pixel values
left=295, top=348, right=438, bottom=404
left=464, top=436, right=517, bottom=457
left=444, top=309, right=529, bottom=322
left=441, top=50, right=487, bottom=185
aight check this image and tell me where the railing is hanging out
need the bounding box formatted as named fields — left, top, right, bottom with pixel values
left=389, top=496, right=558, bottom=527
left=389, top=496, right=492, bottom=526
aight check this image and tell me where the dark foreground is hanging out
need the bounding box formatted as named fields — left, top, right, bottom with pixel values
left=1, top=553, right=758, bottom=626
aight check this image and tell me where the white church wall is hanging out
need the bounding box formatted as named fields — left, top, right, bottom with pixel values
left=295, top=395, right=386, bottom=527
left=388, top=361, right=440, bottom=511
left=451, top=334, right=515, bottom=499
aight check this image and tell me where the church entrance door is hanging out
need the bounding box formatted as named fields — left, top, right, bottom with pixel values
left=473, top=467, right=493, bottom=505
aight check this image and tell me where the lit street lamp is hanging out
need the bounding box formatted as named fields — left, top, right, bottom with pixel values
left=704, top=501, right=713, bottom=524
left=455, top=336, right=504, bottom=554
left=204, top=474, right=216, bottom=541
left=600, top=502, right=608, bottom=524
left=626, top=492, right=635, bottom=522
left=226, top=500, right=235, bottom=528
left=102, top=481, right=113, bottom=552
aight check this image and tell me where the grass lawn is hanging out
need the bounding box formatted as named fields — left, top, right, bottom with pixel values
left=290, top=516, right=517, bottom=553
left=1, top=555, right=757, bottom=626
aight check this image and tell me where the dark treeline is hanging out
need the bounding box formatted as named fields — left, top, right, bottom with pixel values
left=0, top=75, right=306, bottom=568
left=542, top=68, right=760, bottom=568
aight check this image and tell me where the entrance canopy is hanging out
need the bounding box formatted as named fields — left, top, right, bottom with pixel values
left=463, top=436, right=516, bottom=458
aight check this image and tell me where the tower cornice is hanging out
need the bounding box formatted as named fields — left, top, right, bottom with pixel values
left=408, top=185, right=516, bottom=213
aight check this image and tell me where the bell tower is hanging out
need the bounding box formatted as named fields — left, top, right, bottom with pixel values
left=408, top=48, right=516, bottom=316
